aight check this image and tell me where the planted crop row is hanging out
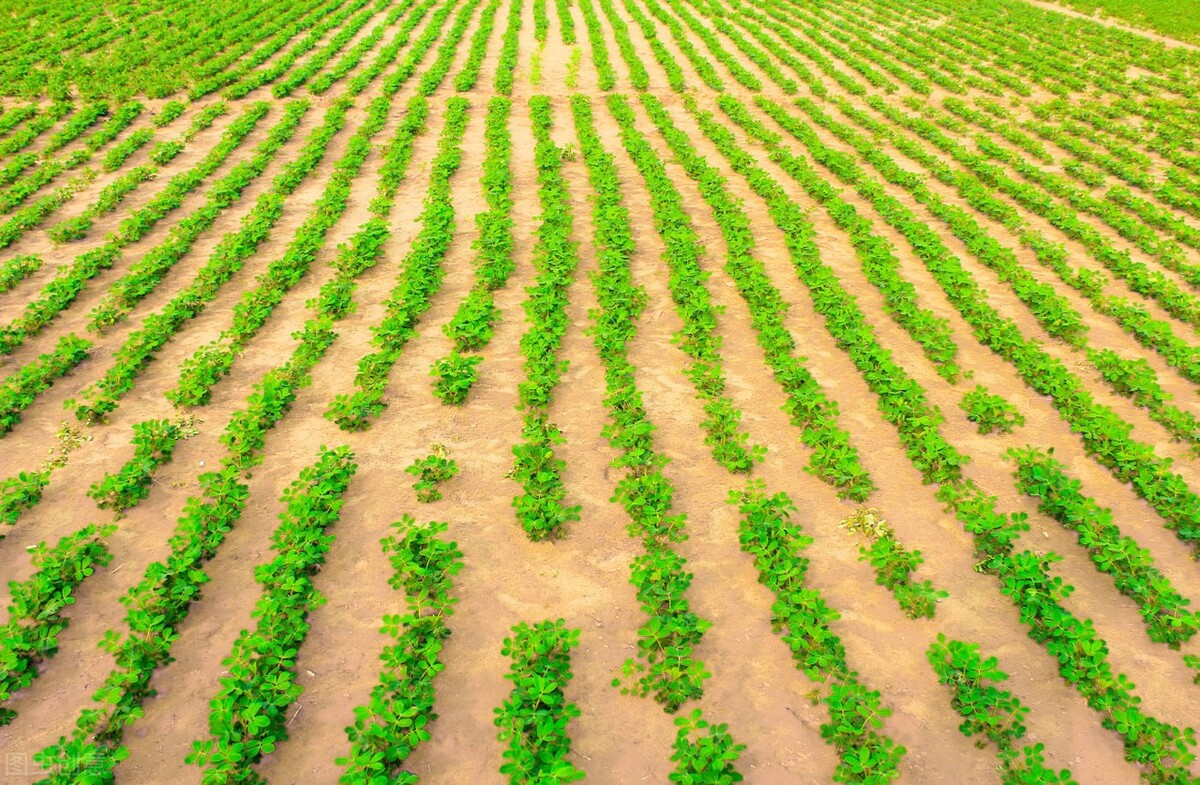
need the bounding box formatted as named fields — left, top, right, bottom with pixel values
left=605, top=95, right=763, bottom=474
left=101, top=128, right=153, bottom=172
left=152, top=101, right=186, bottom=129
left=953, top=102, right=1200, bottom=275
left=87, top=416, right=199, bottom=516
left=593, top=0, right=647, bottom=89
left=417, top=0, right=486, bottom=96
left=338, top=516, right=462, bottom=783
left=379, top=0, right=469, bottom=95
left=776, top=97, right=1088, bottom=349
left=1009, top=446, right=1200, bottom=648
left=574, top=96, right=711, bottom=711
left=71, top=99, right=354, bottom=424
left=555, top=0, right=575, bottom=44
left=614, top=0, right=685, bottom=92
left=0, top=102, right=270, bottom=357
left=0, top=103, right=71, bottom=160
left=960, top=385, right=1024, bottom=435
left=0, top=254, right=40, bottom=293
left=223, top=0, right=377, bottom=99
left=809, top=2, right=969, bottom=94
left=46, top=166, right=153, bottom=244
left=88, top=100, right=311, bottom=331
left=0, top=423, right=89, bottom=530
left=323, top=104, right=432, bottom=306
left=0, top=414, right=194, bottom=718
left=686, top=0, right=798, bottom=95
left=506, top=96, right=581, bottom=541
left=728, top=483, right=906, bottom=783
left=493, top=0, right=524, bottom=95
left=309, top=0, right=417, bottom=95
left=639, top=94, right=875, bottom=500
left=670, top=710, right=746, bottom=784
left=20, top=101, right=105, bottom=159
left=0, top=169, right=95, bottom=251
left=1088, top=349, right=1200, bottom=453
left=318, top=95, right=430, bottom=323
left=0, top=334, right=91, bottom=437
left=187, top=445, right=357, bottom=781
left=636, top=0, right=725, bottom=92
left=0, top=103, right=105, bottom=190
left=272, top=0, right=396, bottom=98
left=0, top=152, right=36, bottom=190
left=708, top=0, right=830, bottom=100
left=168, top=96, right=394, bottom=408
left=0, top=102, right=134, bottom=215
left=494, top=619, right=586, bottom=783
left=575, top=0, right=615, bottom=90
left=187, top=0, right=349, bottom=98
left=430, top=96, right=512, bottom=404
left=818, top=97, right=1200, bottom=393
left=881, top=101, right=1200, bottom=342
left=722, top=0, right=865, bottom=97
left=927, top=635, right=1078, bottom=784
left=340, top=0, right=445, bottom=96
left=659, top=0, right=768, bottom=92
left=765, top=0, right=897, bottom=93
left=839, top=508, right=947, bottom=620
left=719, top=97, right=964, bottom=381
left=0, top=524, right=113, bottom=726
left=533, top=0, right=549, bottom=41
left=326, top=97, right=468, bottom=429
left=46, top=103, right=232, bottom=245
left=981, top=103, right=1200, bottom=266
left=0, top=105, right=37, bottom=138
left=454, top=0, right=502, bottom=91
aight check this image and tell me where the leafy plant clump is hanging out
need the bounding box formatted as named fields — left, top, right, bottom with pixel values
left=670, top=709, right=746, bottom=784
left=431, top=351, right=482, bottom=405
left=406, top=445, right=459, bottom=502
left=960, top=385, right=1025, bottom=434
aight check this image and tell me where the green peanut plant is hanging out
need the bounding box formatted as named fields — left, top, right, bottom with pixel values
left=406, top=445, right=460, bottom=503
left=960, top=385, right=1025, bottom=435
left=670, top=709, right=746, bottom=785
